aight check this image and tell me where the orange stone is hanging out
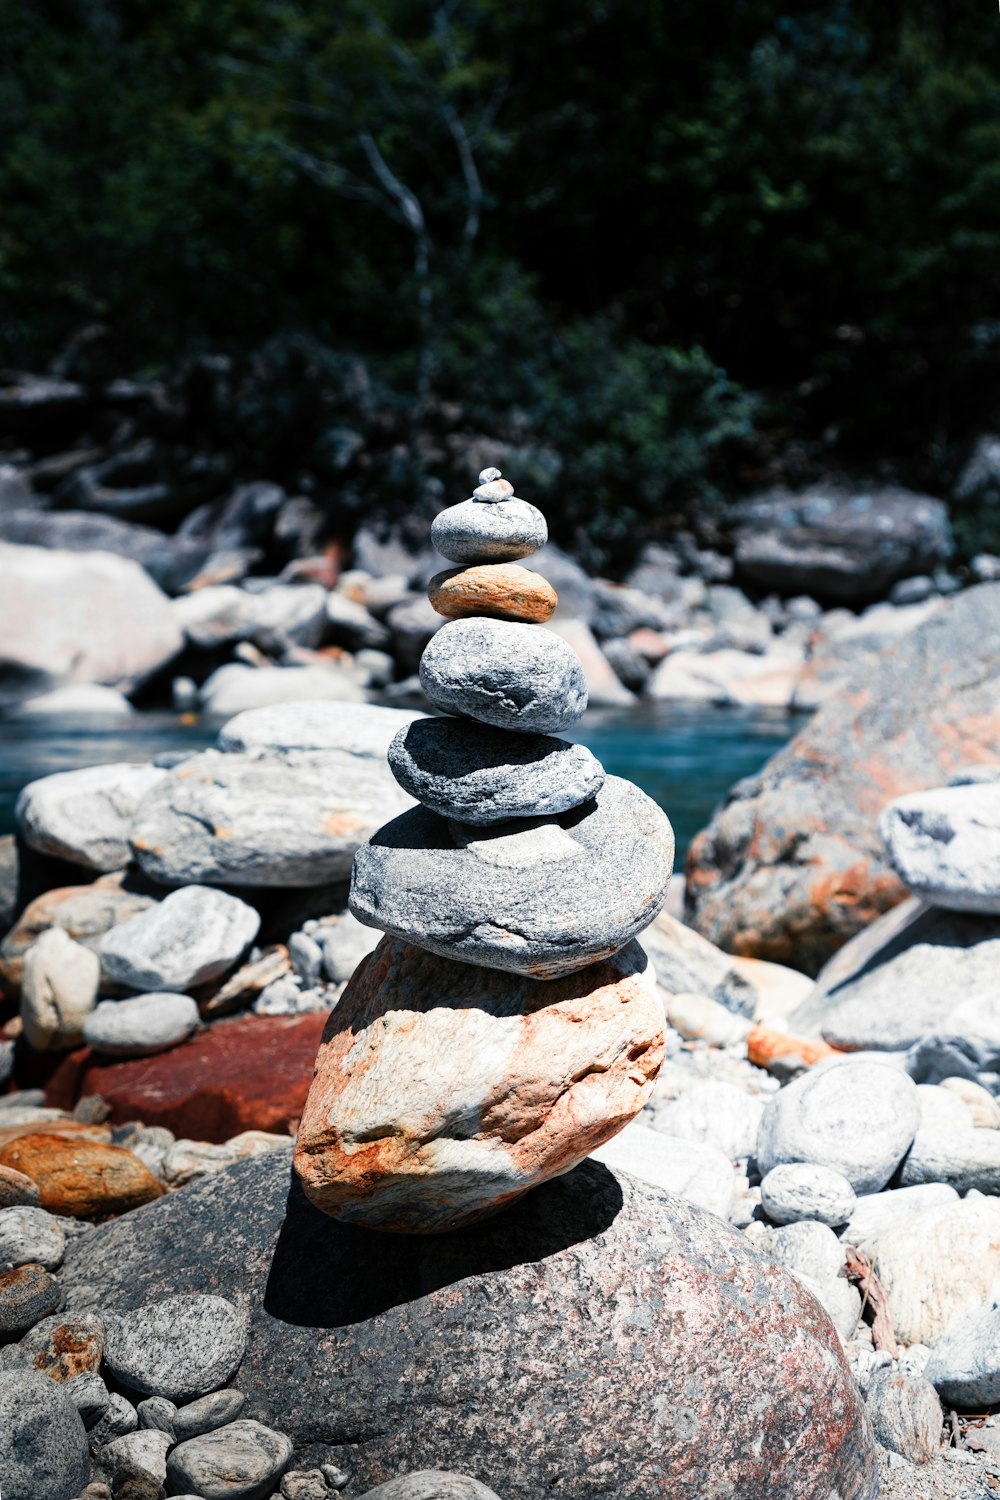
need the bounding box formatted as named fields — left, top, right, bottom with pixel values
left=428, top=563, right=557, bottom=623
left=0, top=1132, right=165, bottom=1218
left=746, top=1024, right=839, bottom=1071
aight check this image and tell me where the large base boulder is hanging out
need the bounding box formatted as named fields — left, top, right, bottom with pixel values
left=685, top=584, right=1000, bottom=974
left=59, top=1149, right=879, bottom=1499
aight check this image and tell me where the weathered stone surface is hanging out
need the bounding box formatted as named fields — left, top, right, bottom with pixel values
left=790, top=899, right=1000, bottom=1049
left=546, top=616, right=636, bottom=706
left=21, top=927, right=100, bottom=1050
left=103, top=1294, right=247, bottom=1402
left=295, top=938, right=663, bottom=1231
left=0, top=879, right=157, bottom=996
left=940, top=1076, right=1000, bottom=1129
left=756, top=1061, right=920, bottom=1193
left=924, top=1303, right=1000, bottom=1408
left=420, top=617, right=587, bottom=735
left=915, top=1084, right=973, bottom=1132
left=871, top=1194, right=1000, bottom=1346
left=82, top=993, right=200, bottom=1057
left=431, top=498, right=547, bottom=564
left=3, top=1310, right=103, bottom=1380
left=199, top=664, right=366, bottom=717
left=101, top=886, right=260, bottom=991
left=350, top=777, right=674, bottom=979
left=879, top=783, right=1000, bottom=913
left=87, top=1389, right=139, bottom=1447
left=865, top=1369, right=943, bottom=1464
left=59, top=1147, right=879, bottom=1499
left=131, top=747, right=414, bottom=888
left=10, top=682, right=135, bottom=718
left=0, top=506, right=218, bottom=593
left=0, top=1203, right=66, bottom=1269
left=760, top=1163, right=857, bottom=1227
left=358, top=1475, right=501, bottom=1500
left=0, top=1369, right=90, bottom=1500
left=0, top=541, right=183, bottom=706
left=100, top=1426, right=172, bottom=1483
left=429, top=562, right=557, bottom=623
left=167, top=1419, right=293, bottom=1499
left=217, top=701, right=425, bottom=758
left=648, top=645, right=803, bottom=709
left=640, top=909, right=759, bottom=1017
left=840, top=1183, right=959, bottom=1253
left=0, top=1263, right=63, bottom=1336
left=0, top=1163, right=41, bottom=1208
left=387, top=716, right=605, bottom=825
left=173, top=582, right=328, bottom=651
left=686, top=585, right=1000, bottom=974
left=15, top=763, right=165, bottom=872
left=0, top=1133, right=165, bottom=1217
left=65, top=1369, right=111, bottom=1425
left=591, top=1125, right=737, bottom=1219
left=647, top=1079, right=764, bottom=1160
left=899, top=1128, right=1000, bottom=1193
left=173, top=1388, right=247, bottom=1441
left=765, top=1220, right=846, bottom=1284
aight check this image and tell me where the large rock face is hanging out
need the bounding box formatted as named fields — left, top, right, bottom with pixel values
left=0, top=541, right=182, bottom=705
left=686, top=585, right=1000, bottom=973
left=59, top=1149, right=879, bottom=1500
left=294, top=938, right=664, bottom=1231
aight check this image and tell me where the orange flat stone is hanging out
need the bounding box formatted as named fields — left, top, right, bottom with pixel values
left=428, top=563, right=557, bottom=623
left=746, top=1024, right=839, bottom=1070
left=0, top=1131, right=165, bottom=1217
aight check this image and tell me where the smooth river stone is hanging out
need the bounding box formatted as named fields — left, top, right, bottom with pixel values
left=419, top=618, right=587, bottom=735
left=387, top=717, right=605, bottom=825
left=431, top=498, right=547, bottom=564
left=879, top=783, right=1000, bottom=913
left=294, top=937, right=664, bottom=1232
left=428, top=563, right=557, bottom=624
left=349, top=775, right=674, bottom=979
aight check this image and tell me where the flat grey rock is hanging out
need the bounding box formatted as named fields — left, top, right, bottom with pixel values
left=924, top=1302, right=1000, bottom=1407
left=217, top=700, right=424, bottom=757
left=0, top=1204, right=66, bottom=1269
left=0, top=1369, right=90, bottom=1500
left=359, top=1475, right=502, bottom=1500
left=879, top=783, right=1000, bottom=913
left=174, top=1388, right=247, bottom=1441
left=82, top=992, right=199, bottom=1056
left=899, top=1127, right=1000, bottom=1193
left=198, top=664, right=367, bottom=717
left=101, top=886, right=260, bottom=992
left=15, top=762, right=165, bottom=872
left=755, top=1060, right=920, bottom=1193
left=87, top=1390, right=138, bottom=1447
left=57, top=1148, right=878, bottom=1499
left=759, top=1163, right=857, bottom=1227
left=166, top=1418, right=293, bottom=1499
left=350, top=776, right=674, bottom=978
left=419, top=618, right=587, bottom=735
left=431, top=498, right=547, bottom=564
left=131, top=747, right=415, bottom=888
left=904, top=991, right=1000, bottom=1084
left=102, top=1294, right=248, bottom=1402
left=173, top=582, right=328, bottom=652
left=387, top=716, right=605, bottom=824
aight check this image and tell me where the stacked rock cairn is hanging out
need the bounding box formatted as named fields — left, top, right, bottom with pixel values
left=294, top=469, right=676, bottom=1231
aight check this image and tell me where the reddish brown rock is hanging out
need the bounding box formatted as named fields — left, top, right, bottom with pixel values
left=295, top=937, right=664, bottom=1232
left=685, top=584, right=1000, bottom=973
left=0, top=1133, right=165, bottom=1217
left=19, top=1312, right=104, bottom=1381
left=428, top=563, right=557, bottom=623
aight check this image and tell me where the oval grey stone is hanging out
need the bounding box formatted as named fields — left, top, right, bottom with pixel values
left=0, top=1369, right=90, bottom=1500
left=0, top=1204, right=66, bottom=1270
left=431, top=498, right=547, bottom=564
left=759, top=1162, right=857, bottom=1227
left=350, top=776, right=674, bottom=978
left=387, top=717, right=605, bottom=824
left=174, top=1387, right=246, bottom=1440
left=359, top=1475, right=502, bottom=1500
left=82, top=992, right=199, bottom=1057
left=100, top=887, right=260, bottom=993
left=103, top=1294, right=247, bottom=1402
left=419, top=619, right=587, bottom=735
left=166, top=1418, right=293, bottom=1499
left=0, top=1263, right=63, bottom=1336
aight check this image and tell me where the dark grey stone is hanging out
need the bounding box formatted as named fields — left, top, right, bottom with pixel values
left=0, top=1262, right=64, bottom=1336
left=86, top=1390, right=138, bottom=1447
left=0, top=1370, right=90, bottom=1500
left=57, top=1148, right=878, bottom=1500
left=174, top=1388, right=247, bottom=1440
left=166, top=1419, right=293, bottom=1499
left=102, top=1294, right=248, bottom=1402
left=358, top=1475, right=502, bottom=1500
left=349, top=775, right=674, bottom=979
left=431, top=499, right=547, bottom=564
left=387, top=717, right=605, bottom=825
left=136, top=1394, right=177, bottom=1437
left=65, top=1370, right=111, bottom=1428
left=419, top=619, right=587, bottom=735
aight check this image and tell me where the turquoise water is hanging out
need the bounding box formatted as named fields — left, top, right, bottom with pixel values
left=0, top=703, right=803, bottom=866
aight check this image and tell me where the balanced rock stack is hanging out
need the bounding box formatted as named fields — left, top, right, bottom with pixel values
left=294, top=469, right=675, bottom=1231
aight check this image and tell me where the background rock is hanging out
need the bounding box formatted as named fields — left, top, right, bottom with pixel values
left=15, top=764, right=165, bottom=872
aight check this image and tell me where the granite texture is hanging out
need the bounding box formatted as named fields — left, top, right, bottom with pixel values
left=349, top=775, right=674, bottom=979
left=430, top=498, right=547, bottom=564
left=419, top=618, right=588, bottom=735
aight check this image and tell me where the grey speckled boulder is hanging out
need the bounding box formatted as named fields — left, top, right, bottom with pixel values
left=759, top=1163, right=857, bottom=1227
left=57, top=1148, right=879, bottom=1500
left=166, top=1419, right=292, bottom=1500
left=419, top=618, right=587, bottom=735
left=0, top=1204, right=66, bottom=1269
left=387, top=716, right=605, bottom=824
left=431, top=498, right=547, bottom=564
left=82, top=992, right=199, bottom=1056
left=102, top=1294, right=247, bottom=1402
left=924, top=1302, right=1000, bottom=1407
left=100, top=886, right=260, bottom=992
left=359, top=1475, right=502, bottom=1500
left=0, top=1370, right=90, bottom=1500
left=350, top=776, right=674, bottom=978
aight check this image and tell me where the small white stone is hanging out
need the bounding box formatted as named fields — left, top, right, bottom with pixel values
left=479, top=467, right=503, bottom=484
left=760, top=1162, right=857, bottom=1227
left=21, top=928, right=100, bottom=1051
left=473, top=478, right=516, bottom=504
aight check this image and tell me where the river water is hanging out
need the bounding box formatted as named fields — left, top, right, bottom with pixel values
left=0, top=703, right=803, bottom=865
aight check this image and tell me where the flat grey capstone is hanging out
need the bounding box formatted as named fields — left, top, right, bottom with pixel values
left=100, top=886, right=260, bottom=992
left=166, top=1418, right=293, bottom=1500
left=82, top=992, right=199, bottom=1056
left=0, top=1204, right=66, bottom=1269
left=419, top=619, right=588, bottom=735
left=387, top=716, right=605, bottom=824
left=431, top=498, right=547, bottom=564
left=755, top=1060, right=921, bottom=1193
left=840, top=1183, right=959, bottom=1254
left=102, top=1294, right=248, bottom=1402
left=57, top=1148, right=879, bottom=1500
left=359, top=1475, right=502, bottom=1500
left=899, top=1127, right=1000, bottom=1193
left=879, top=783, right=1000, bottom=913
left=350, top=775, right=674, bottom=979
left=924, top=1302, right=1000, bottom=1407
left=759, top=1163, right=857, bottom=1227
left=173, top=1388, right=247, bottom=1441
left=0, top=1369, right=90, bottom=1500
